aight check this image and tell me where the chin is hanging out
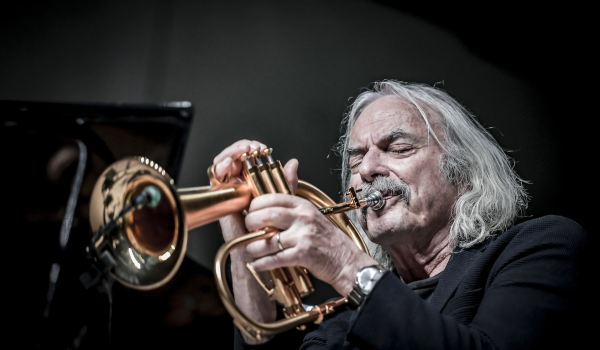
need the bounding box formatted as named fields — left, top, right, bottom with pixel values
left=363, top=219, right=398, bottom=245
left=362, top=208, right=406, bottom=245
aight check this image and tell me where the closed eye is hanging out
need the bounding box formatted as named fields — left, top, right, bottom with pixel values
left=390, top=148, right=413, bottom=153
left=388, top=144, right=416, bottom=155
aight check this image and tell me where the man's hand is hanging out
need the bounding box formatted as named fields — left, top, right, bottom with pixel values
left=244, top=194, right=378, bottom=296
left=211, top=139, right=377, bottom=343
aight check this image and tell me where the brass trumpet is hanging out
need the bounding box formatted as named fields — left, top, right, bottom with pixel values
left=88, top=150, right=384, bottom=340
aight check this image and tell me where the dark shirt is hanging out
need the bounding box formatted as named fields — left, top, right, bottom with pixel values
left=406, top=272, right=442, bottom=302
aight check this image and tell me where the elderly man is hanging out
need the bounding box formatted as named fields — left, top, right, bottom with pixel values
left=212, top=81, right=586, bottom=349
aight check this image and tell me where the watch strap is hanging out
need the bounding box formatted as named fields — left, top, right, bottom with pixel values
left=347, top=285, right=366, bottom=309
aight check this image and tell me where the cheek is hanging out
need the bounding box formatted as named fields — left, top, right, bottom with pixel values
left=388, top=152, right=449, bottom=199
left=386, top=156, right=433, bottom=186
left=413, top=164, right=457, bottom=211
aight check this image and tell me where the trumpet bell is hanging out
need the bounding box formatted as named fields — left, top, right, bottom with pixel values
left=89, top=157, right=187, bottom=290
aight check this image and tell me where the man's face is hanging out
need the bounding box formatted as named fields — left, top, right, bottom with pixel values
left=348, top=96, right=458, bottom=246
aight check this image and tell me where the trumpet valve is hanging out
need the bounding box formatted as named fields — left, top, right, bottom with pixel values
left=262, top=148, right=275, bottom=164
left=240, top=152, right=254, bottom=169
left=250, top=150, right=262, bottom=165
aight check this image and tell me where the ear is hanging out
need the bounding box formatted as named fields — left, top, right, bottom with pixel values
left=283, top=159, right=299, bottom=195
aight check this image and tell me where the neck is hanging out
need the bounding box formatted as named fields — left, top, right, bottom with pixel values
left=383, top=225, right=452, bottom=283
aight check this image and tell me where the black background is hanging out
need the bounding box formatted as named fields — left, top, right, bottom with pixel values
left=1, top=1, right=594, bottom=348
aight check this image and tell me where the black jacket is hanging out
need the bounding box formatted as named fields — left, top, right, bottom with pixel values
left=235, top=215, right=588, bottom=349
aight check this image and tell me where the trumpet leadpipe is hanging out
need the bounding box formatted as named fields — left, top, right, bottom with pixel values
left=318, top=189, right=384, bottom=215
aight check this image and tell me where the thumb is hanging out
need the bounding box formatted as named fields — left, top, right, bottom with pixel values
left=283, top=159, right=299, bottom=195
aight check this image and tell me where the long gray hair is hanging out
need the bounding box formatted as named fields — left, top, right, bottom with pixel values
left=335, top=81, right=528, bottom=267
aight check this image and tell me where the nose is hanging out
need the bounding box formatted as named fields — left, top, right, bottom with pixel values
left=358, top=149, right=389, bottom=182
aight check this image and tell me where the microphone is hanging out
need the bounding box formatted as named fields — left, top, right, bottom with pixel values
left=90, top=185, right=162, bottom=250
left=81, top=185, right=162, bottom=289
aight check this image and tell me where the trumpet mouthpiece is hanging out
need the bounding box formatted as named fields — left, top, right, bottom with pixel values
left=365, top=191, right=384, bottom=211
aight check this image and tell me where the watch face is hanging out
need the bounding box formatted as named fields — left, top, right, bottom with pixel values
left=357, top=267, right=383, bottom=294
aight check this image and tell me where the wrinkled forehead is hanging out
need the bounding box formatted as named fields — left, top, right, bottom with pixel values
left=349, top=95, right=437, bottom=146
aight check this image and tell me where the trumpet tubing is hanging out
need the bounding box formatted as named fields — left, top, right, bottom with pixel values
left=178, top=183, right=252, bottom=230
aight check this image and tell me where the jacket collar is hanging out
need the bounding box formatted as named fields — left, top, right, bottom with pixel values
left=430, top=238, right=492, bottom=311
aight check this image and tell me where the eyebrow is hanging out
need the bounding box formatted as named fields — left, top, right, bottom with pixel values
left=347, top=128, right=420, bottom=157
left=346, top=147, right=363, bottom=157
left=384, top=128, right=420, bottom=143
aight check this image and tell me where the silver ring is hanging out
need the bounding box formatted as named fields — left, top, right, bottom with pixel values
left=276, top=232, right=284, bottom=251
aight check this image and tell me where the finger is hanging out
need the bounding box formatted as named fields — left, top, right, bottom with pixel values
left=247, top=193, right=305, bottom=213
left=245, top=231, right=298, bottom=259
left=216, top=157, right=246, bottom=183
left=213, top=157, right=233, bottom=183
left=251, top=248, right=300, bottom=272
left=245, top=206, right=296, bottom=232
left=213, top=140, right=250, bottom=164
left=283, top=159, right=299, bottom=195
left=245, top=235, right=279, bottom=259
left=248, top=140, right=268, bottom=155
left=213, top=140, right=266, bottom=164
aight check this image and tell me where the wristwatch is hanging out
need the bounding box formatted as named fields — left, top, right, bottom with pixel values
left=347, top=264, right=386, bottom=309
